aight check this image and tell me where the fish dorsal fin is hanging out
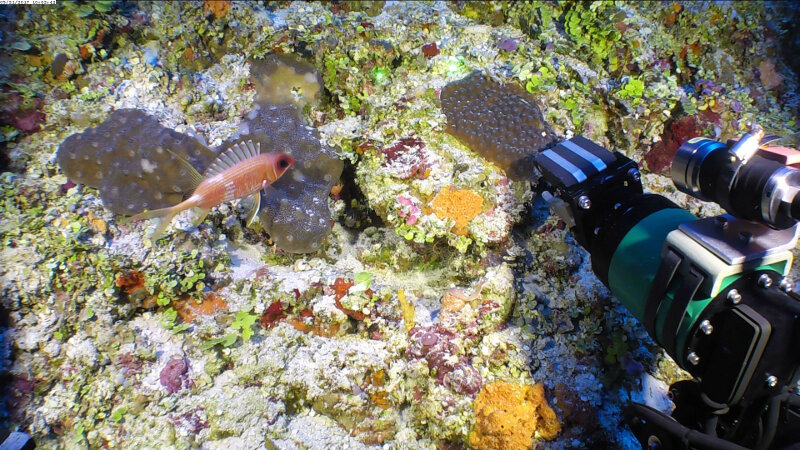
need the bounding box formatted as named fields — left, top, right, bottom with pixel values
left=163, top=147, right=205, bottom=189
left=203, top=140, right=262, bottom=177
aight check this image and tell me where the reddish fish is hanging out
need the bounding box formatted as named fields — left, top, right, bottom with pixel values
left=126, top=140, right=294, bottom=241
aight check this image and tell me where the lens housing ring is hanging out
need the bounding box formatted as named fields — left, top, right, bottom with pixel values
left=672, top=138, right=727, bottom=200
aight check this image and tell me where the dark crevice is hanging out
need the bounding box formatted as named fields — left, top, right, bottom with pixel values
left=0, top=144, right=11, bottom=174
left=337, top=159, right=383, bottom=230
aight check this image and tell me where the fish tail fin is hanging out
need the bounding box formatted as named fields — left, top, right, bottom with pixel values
left=121, top=203, right=186, bottom=242
left=191, top=207, right=211, bottom=227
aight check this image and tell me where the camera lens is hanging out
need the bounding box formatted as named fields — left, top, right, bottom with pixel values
left=671, top=136, right=800, bottom=228
left=671, top=138, right=727, bottom=201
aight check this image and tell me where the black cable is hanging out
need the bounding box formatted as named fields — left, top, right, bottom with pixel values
left=628, top=403, right=750, bottom=450
left=704, top=416, right=719, bottom=437
left=755, top=392, right=790, bottom=450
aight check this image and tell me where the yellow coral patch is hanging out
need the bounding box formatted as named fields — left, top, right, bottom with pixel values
left=397, top=289, right=416, bottom=332
left=470, top=381, right=561, bottom=450
left=429, top=186, right=483, bottom=235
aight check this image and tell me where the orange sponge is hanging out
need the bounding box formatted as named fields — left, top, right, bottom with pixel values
left=470, top=381, right=561, bottom=450
left=429, top=186, right=483, bottom=235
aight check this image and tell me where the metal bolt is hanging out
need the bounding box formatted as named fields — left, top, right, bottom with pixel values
left=687, top=352, right=700, bottom=366
left=714, top=216, right=728, bottom=229
left=578, top=195, right=591, bottom=209
left=739, top=231, right=753, bottom=244
left=699, top=320, right=714, bottom=335
left=647, top=435, right=662, bottom=450
left=628, top=168, right=641, bottom=182
left=766, top=375, right=778, bottom=388
left=780, top=278, right=793, bottom=292
left=758, top=273, right=773, bottom=288
left=728, top=289, right=742, bottom=304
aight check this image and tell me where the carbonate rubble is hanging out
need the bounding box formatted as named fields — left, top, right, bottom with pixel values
left=1, top=1, right=798, bottom=449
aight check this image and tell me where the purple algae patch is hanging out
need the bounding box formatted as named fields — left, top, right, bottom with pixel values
left=160, top=357, right=190, bottom=394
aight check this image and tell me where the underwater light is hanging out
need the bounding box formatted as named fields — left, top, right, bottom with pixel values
left=372, top=67, right=389, bottom=84
left=445, top=57, right=466, bottom=76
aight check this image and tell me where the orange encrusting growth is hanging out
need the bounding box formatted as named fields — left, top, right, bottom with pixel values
left=429, top=186, right=484, bottom=235
left=470, top=381, right=561, bottom=450
left=173, top=292, right=228, bottom=323
left=126, top=150, right=294, bottom=241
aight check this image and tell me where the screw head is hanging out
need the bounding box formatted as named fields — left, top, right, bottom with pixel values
left=628, top=168, right=641, bottom=182
left=727, top=289, right=742, bottom=304
left=647, top=435, right=662, bottom=450
left=699, top=320, right=714, bottom=335
left=758, top=273, right=773, bottom=288
left=687, top=352, right=700, bottom=366
left=780, top=278, right=793, bottom=292
left=739, top=231, right=753, bottom=244
left=766, top=375, right=778, bottom=388
left=578, top=195, right=591, bottom=209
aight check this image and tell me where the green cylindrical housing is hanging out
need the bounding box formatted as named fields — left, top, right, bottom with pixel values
left=607, top=208, right=697, bottom=322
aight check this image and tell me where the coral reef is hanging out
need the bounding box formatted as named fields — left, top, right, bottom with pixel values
left=56, top=97, right=341, bottom=253
left=1, top=1, right=798, bottom=449
left=231, top=101, right=343, bottom=253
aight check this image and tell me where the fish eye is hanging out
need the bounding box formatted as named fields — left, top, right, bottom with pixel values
left=278, top=158, right=290, bottom=169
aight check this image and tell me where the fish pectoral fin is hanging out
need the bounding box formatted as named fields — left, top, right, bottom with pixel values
left=243, top=192, right=261, bottom=228
left=191, top=207, right=210, bottom=227
left=163, top=147, right=205, bottom=189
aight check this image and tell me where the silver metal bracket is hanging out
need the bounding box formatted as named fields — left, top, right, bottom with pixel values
left=679, top=214, right=800, bottom=266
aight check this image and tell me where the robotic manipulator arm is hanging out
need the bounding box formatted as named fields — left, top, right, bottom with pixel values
left=531, top=127, right=800, bottom=450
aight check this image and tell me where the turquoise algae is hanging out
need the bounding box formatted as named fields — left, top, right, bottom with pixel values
left=0, top=1, right=798, bottom=449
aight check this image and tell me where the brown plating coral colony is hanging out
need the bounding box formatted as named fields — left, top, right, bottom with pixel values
left=56, top=109, right=218, bottom=215
left=440, top=71, right=556, bottom=182
left=56, top=57, right=343, bottom=253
